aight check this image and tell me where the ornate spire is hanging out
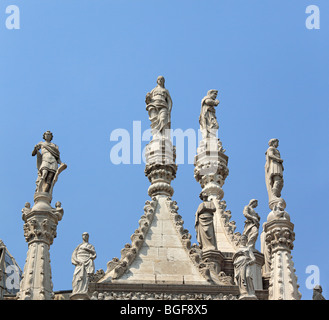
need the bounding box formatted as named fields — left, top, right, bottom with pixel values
left=17, top=132, right=67, bottom=300
left=262, top=139, right=301, bottom=300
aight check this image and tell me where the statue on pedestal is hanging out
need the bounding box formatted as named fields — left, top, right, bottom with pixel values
left=32, top=131, right=67, bottom=194
left=265, top=138, right=284, bottom=208
left=233, top=235, right=257, bottom=300
left=145, top=76, right=172, bottom=138
left=242, top=199, right=260, bottom=249
left=199, top=90, right=219, bottom=139
left=71, top=233, right=97, bottom=299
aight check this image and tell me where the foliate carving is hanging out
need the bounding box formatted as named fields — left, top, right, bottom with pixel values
left=265, top=225, right=295, bottom=253
left=103, top=199, right=157, bottom=280
left=91, top=291, right=238, bottom=300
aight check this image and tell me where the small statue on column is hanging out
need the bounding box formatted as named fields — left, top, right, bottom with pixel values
left=145, top=76, right=173, bottom=138
left=32, top=130, right=67, bottom=195
left=265, top=138, right=284, bottom=208
left=199, top=90, right=220, bottom=139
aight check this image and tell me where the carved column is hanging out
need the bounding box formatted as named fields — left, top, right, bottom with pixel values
left=263, top=218, right=301, bottom=300
left=18, top=199, right=63, bottom=300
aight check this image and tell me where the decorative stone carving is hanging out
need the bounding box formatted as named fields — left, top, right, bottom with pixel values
left=263, top=219, right=301, bottom=300
left=145, top=76, right=172, bottom=138
left=242, top=199, right=260, bottom=249
left=194, top=201, right=217, bottom=252
left=70, top=233, right=97, bottom=300
left=199, top=90, right=220, bottom=139
left=265, top=138, right=284, bottom=210
left=90, top=290, right=238, bottom=300
left=233, top=235, right=257, bottom=300
left=313, top=285, right=326, bottom=300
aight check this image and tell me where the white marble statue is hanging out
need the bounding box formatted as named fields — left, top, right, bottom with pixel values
left=233, top=234, right=257, bottom=300
left=265, top=138, right=284, bottom=204
left=145, top=76, right=172, bottom=137
left=32, top=131, right=67, bottom=194
left=195, top=201, right=217, bottom=251
left=242, top=199, right=260, bottom=249
left=71, top=233, right=96, bottom=297
left=199, top=90, right=219, bottom=139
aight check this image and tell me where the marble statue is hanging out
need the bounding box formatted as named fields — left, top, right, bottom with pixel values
left=71, top=232, right=97, bottom=298
left=145, top=76, right=172, bottom=137
left=233, top=234, right=257, bottom=300
left=265, top=138, right=284, bottom=205
left=199, top=90, right=219, bottom=139
left=195, top=201, right=217, bottom=251
left=32, top=131, right=67, bottom=194
left=313, top=285, right=326, bottom=300
left=242, top=199, right=260, bottom=249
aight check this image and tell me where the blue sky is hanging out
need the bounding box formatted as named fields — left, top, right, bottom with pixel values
left=0, top=0, right=328, bottom=300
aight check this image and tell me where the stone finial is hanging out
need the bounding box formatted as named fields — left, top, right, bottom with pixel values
left=145, top=76, right=173, bottom=138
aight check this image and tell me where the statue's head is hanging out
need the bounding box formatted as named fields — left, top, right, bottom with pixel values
left=239, top=234, right=248, bottom=246
left=157, top=76, right=165, bottom=87
left=268, top=138, right=279, bottom=148
left=207, top=89, right=218, bottom=99
left=43, top=130, right=53, bottom=142
left=82, top=232, right=89, bottom=242
left=249, top=199, right=258, bottom=208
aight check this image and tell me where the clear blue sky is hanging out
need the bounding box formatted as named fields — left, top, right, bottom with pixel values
left=0, top=0, right=328, bottom=300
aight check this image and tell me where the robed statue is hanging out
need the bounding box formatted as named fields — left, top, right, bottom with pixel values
left=265, top=138, right=284, bottom=205
left=199, top=90, right=220, bottom=139
left=71, top=232, right=97, bottom=298
left=145, top=76, right=172, bottom=137
left=195, top=201, right=217, bottom=251
left=233, top=234, right=257, bottom=300
left=242, top=199, right=260, bottom=249
left=32, top=131, right=67, bottom=194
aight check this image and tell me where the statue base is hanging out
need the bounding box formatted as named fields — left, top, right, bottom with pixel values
left=201, top=249, right=225, bottom=274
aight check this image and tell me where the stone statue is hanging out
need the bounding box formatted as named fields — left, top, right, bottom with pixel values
left=313, top=285, right=326, bottom=300
left=145, top=76, right=172, bottom=137
left=199, top=90, right=219, bottom=139
left=242, top=199, right=260, bottom=249
left=265, top=138, right=284, bottom=207
left=32, top=131, right=67, bottom=194
left=233, top=234, right=257, bottom=300
left=195, top=201, right=217, bottom=251
left=71, top=232, right=97, bottom=299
